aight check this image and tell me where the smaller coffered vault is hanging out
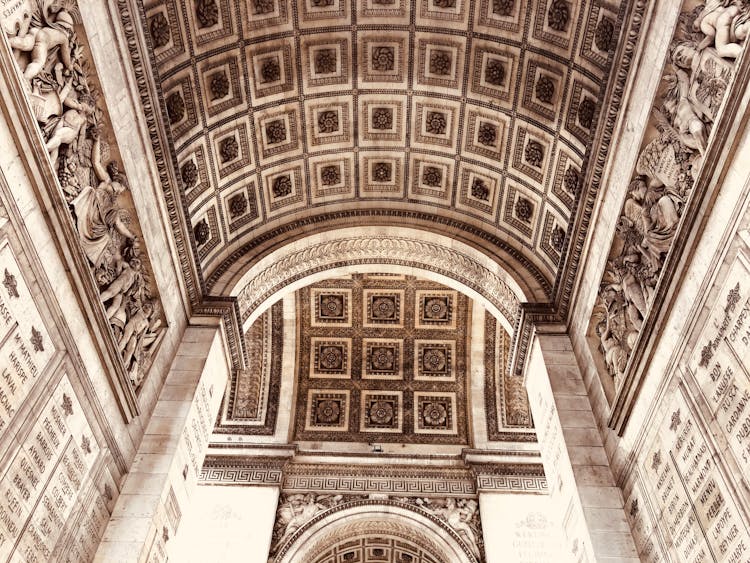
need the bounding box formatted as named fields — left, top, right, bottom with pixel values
left=294, top=274, right=471, bottom=444
left=212, top=273, right=533, bottom=447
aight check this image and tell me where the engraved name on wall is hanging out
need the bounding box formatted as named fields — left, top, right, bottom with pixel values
left=639, top=390, right=750, bottom=562
left=0, top=375, right=101, bottom=562
left=0, top=237, right=53, bottom=435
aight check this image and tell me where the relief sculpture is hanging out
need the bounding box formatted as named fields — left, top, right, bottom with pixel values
left=4, top=0, right=165, bottom=389
left=593, top=1, right=748, bottom=390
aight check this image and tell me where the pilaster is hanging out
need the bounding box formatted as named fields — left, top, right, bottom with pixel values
left=526, top=330, right=638, bottom=561
left=94, top=320, right=230, bottom=562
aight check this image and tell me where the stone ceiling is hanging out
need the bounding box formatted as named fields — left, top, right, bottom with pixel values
left=212, top=272, right=533, bottom=445
left=140, top=0, right=626, bottom=294
left=294, top=274, right=471, bottom=445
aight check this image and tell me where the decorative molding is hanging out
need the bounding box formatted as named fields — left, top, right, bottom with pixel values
left=282, top=463, right=476, bottom=497
left=471, top=462, right=547, bottom=493
left=237, top=236, right=521, bottom=326
left=199, top=455, right=286, bottom=486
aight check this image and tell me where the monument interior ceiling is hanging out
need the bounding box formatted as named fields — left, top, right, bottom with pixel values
left=139, top=0, right=627, bottom=298
left=213, top=273, right=532, bottom=446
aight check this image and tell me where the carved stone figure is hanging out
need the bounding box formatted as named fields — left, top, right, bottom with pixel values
left=414, top=497, right=482, bottom=560
left=6, top=0, right=166, bottom=391
left=693, top=0, right=750, bottom=58
left=595, top=2, right=749, bottom=391
left=72, top=137, right=135, bottom=268
left=8, top=2, right=75, bottom=81
left=271, top=494, right=349, bottom=554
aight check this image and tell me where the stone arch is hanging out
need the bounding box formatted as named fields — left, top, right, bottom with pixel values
left=275, top=500, right=477, bottom=563
left=221, top=226, right=534, bottom=335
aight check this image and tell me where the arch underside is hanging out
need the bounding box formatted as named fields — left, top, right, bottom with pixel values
left=275, top=501, right=478, bottom=563
left=139, top=0, right=626, bottom=306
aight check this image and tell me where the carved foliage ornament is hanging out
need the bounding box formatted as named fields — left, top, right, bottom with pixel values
left=181, top=160, right=199, bottom=188
left=425, top=111, right=447, bottom=135
left=595, top=17, right=615, bottom=52
left=536, top=75, right=555, bottom=104
left=524, top=140, right=544, bottom=167
left=320, top=165, right=341, bottom=186
left=492, top=0, right=514, bottom=16
left=228, top=193, right=248, bottom=218
left=371, top=46, right=394, bottom=71
left=317, top=110, right=339, bottom=133
left=547, top=0, right=570, bottom=32
left=165, top=92, right=185, bottom=124
left=477, top=122, right=497, bottom=147
left=485, top=59, right=505, bottom=86
left=515, top=197, right=534, bottom=222
left=219, top=136, right=239, bottom=162
left=273, top=175, right=293, bottom=198
left=578, top=97, right=596, bottom=129
left=429, top=50, right=452, bottom=76
left=196, top=0, right=219, bottom=28
left=471, top=178, right=489, bottom=201
left=6, top=1, right=166, bottom=390
left=149, top=12, right=170, bottom=48
left=194, top=219, right=210, bottom=246
left=210, top=71, right=229, bottom=100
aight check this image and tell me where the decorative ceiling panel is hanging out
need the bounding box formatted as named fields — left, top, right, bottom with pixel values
left=140, top=0, right=626, bottom=291
left=293, top=274, right=471, bottom=444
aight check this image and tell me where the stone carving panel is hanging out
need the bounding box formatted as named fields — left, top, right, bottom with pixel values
left=3, top=1, right=166, bottom=391
left=592, top=2, right=750, bottom=394
left=484, top=312, right=534, bottom=441
left=293, top=274, right=470, bottom=444
left=215, top=301, right=282, bottom=435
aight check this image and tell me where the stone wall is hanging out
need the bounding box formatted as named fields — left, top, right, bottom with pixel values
left=566, top=1, right=750, bottom=560
left=0, top=1, right=191, bottom=561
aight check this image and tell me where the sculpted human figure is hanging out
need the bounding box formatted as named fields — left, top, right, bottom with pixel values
left=8, top=4, right=75, bottom=81
left=663, top=69, right=707, bottom=154
left=71, top=136, right=136, bottom=269
left=606, top=255, right=649, bottom=332
left=100, top=257, right=141, bottom=320
left=693, top=0, right=750, bottom=58
left=417, top=498, right=481, bottom=559
left=597, top=316, right=627, bottom=386
left=45, top=87, right=93, bottom=166
left=119, top=300, right=151, bottom=354
left=273, top=494, right=330, bottom=552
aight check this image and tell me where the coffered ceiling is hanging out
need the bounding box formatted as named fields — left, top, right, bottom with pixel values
left=139, top=0, right=626, bottom=294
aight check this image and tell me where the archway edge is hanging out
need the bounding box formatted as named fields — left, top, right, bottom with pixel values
left=228, top=227, right=529, bottom=333
left=276, top=501, right=476, bottom=563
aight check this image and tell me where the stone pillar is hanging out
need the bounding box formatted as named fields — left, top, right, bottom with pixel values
left=94, top=319, right=230, bottom=562
left=525, top=330, right=638, bottom=562
left=170, top=484, right=279, bottom=562
left=479, top=492, right=563, bottom=563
